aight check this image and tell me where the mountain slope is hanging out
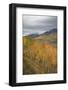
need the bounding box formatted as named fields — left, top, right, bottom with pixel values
left=23, top=28, right=57, bottom=74
left=27, top=28, right=57, bottom=38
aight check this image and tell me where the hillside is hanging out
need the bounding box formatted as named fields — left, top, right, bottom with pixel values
left=23, top=28, right=57, bottom=75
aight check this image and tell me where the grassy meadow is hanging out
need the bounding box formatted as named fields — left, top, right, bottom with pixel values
left=23, top=32, right=57, bottom=75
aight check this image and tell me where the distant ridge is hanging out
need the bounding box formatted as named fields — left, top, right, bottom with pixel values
left=25, top=28, right=57, bottom=38
left=42, top=28, right=57, bottom=35
left=28, top=33, right=39, bottom=38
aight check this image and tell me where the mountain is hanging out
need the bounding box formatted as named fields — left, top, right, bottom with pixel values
left=27, top=28, right=57, bottom=38
left=41, top=28, right=57, bottom=35
left=28, top=33, right=39, bottom=38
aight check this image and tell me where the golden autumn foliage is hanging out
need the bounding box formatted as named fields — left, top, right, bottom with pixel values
left=23, top=36, right=57, bottom=74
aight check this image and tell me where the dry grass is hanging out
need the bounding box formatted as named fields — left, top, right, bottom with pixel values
left=23, top=36, right=57, bottom=75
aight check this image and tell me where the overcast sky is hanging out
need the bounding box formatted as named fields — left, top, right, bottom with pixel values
left=23, top=15, right=57, bottom=36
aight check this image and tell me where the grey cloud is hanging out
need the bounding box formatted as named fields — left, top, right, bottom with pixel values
left=23, top=15, right=57, bottom=35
